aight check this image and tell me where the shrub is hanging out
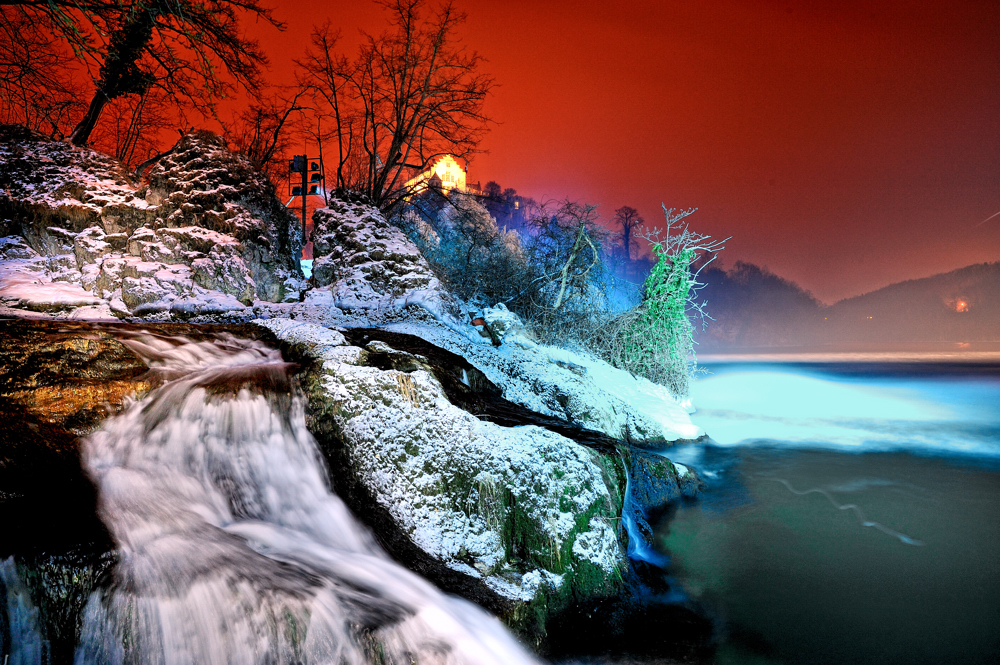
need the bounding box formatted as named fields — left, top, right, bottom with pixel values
left=397, top=192, right=537, bottom=310
left=591, top=206, right=726, bottom=399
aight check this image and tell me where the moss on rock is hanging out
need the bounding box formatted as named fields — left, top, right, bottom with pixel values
left=258, top=318, right=631, bottom=644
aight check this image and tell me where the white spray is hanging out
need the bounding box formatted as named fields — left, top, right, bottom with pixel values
left=72, top=330, right=539, bottom=665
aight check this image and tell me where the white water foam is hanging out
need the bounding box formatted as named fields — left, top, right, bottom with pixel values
left=73, top=331, right=539, bottom=665
left=690, top=365, right=1000, bottom=457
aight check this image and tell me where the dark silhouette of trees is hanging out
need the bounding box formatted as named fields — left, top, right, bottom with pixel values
left=298, top=0, right=495, bottom=212
left=1, top=0, right=280, bottom=145
left=696, top=260, right=821, bottom=348
left=0, top=6, right=82, bottom=135
left=611, top=205, right=644, bottom=261
left=478, top=181, right=536, bottom=232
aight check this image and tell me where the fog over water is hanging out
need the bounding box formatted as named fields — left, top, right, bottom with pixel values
left=660, top=355, right=1000, bottom=665
left=689, top=354, right=1000, bottom=457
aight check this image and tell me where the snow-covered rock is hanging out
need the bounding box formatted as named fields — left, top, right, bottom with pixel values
left=258, top=318, right=628, bottom=642
left=622, top=447, right=702, bottom=544
left=0, top=126, right=303, bottom=319
left=144, top=132, right=301, bottom=302
left=310, top=200, right=457, bottom=319
left=386, top=320, right=704, bottom=445
left=480, top=303, right=527, bottom=342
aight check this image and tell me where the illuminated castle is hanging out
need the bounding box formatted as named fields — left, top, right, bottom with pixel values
left=404, top=155, right=481, bottom=195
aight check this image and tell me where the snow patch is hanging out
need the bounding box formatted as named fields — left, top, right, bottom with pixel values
left=385, top=320, right=702, bottom=444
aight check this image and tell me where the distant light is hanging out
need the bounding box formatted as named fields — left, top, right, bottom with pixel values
left=955, top=300, right=969, bottom=312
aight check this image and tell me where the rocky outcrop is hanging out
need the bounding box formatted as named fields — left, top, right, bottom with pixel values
left=144, top=132, right=302, bottom=302
left=0, top=126, right=304, bottom=319
left=258, top=318, right=629, bottom=645
left=384, top=320, right=704, bottom=446
left=622, top=447, right=701, bottom=544
left=310, top=199, right=456, bottom=318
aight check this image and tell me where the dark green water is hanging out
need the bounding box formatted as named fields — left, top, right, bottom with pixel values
left=658, top=446, right=1000, bottom=665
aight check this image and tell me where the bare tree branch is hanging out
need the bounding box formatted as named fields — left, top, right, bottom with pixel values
left=297, top=0, right=494, bottom=212
left=0, top=0, right=283, bottom=145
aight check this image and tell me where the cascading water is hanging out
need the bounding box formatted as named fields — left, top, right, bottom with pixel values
left=66, top=330, right=538, bottom=665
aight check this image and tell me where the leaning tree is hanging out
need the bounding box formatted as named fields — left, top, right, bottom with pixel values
left=0, top=0, right=280, bottom=146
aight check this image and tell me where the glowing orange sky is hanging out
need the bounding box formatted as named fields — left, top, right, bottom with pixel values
left=252, top=0, right=999, bottom=302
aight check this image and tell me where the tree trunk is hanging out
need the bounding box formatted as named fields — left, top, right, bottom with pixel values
left=68, top=93, right=109, bottom=146
left=68, top=6, right=157, bottom=147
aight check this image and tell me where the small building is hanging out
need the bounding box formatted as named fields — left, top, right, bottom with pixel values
left=403, top=155, right=472, bottom=195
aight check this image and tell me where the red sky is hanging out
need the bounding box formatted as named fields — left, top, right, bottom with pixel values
left=252, top=0, right=999, bottom=303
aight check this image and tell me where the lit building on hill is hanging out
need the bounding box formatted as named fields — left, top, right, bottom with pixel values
left=404, top=155, right=480, bottom=195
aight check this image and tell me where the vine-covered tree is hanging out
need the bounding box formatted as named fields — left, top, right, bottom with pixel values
left=593, top=206, right=726, bottom=399
left=298, top=0, right=495, bottom=212
left=0, top=0, right=279, bottom=145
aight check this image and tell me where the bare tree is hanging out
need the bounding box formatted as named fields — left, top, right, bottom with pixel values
left=611, top=205, right=644, bottom=261
left=1, top=0, right=281, bottom=146
left=526, top=201, right=609, bottom=313
left=297, top=24, right=356, bottom=192
left=298, top=0, right=495, bottom=212
left=89, top=87, right=173, bottom=167
left=0, top=6, right=83, bottom=136
left=224, top=90, right=308, bottom=183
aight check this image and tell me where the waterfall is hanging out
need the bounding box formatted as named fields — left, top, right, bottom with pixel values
left=1, top=558, right=46, bottom=665
left=63, top=330, right=538, bottom=665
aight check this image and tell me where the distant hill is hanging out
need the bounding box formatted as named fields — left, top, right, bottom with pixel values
left=694, top=261, right=822, bottom=349
left=817, top=262, right=1000, bottom=344
left=694, top=261, right=1000, bottom=349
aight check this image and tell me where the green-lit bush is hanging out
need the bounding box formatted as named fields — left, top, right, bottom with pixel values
left=592, top=206, right=725, bottom=399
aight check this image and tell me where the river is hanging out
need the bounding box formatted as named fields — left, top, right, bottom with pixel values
left=657, top=356, right=1000, bottom=665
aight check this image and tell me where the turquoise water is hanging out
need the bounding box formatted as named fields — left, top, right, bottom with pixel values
left=660, top=360, right=1000, bottom=664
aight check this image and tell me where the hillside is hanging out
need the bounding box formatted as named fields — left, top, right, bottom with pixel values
left=694, top=261, right=822, bottom=349
left=695, top=261, right=1000, bottom=349
left=818, top=262, right=1000, bottom=344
